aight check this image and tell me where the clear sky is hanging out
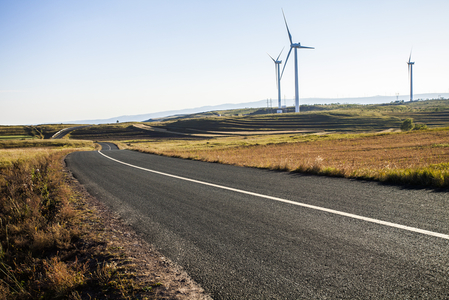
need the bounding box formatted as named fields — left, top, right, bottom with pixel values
left=1, top=0, right=448, bottom=125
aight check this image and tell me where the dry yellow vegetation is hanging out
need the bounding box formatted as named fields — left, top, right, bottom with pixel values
left=119, top=128, right=449, bottom=187
left=0, top=141, right=172, bottom=299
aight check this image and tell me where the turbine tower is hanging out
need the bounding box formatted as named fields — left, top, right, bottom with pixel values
left=281, top=10, right=314, bottom=113
left=268, top=48, right=284, bottom=109
left=407, top=53, right=415, bottom=102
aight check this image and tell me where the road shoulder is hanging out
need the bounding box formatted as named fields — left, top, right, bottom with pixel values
left=65, top=160, right=212, bottom=300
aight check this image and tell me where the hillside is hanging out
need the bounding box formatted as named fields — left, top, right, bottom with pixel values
left=63, top=93, right=449, bottom=124
left=1, top=99, right=448, bottom=141
left=149, top=99, right=449, bottom=135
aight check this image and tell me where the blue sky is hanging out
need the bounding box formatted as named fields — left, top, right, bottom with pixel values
left=1, top=0, right=448, bottom=124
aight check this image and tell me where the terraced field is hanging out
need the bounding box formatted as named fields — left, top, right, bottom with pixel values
left=67, top=123, right=196, bottom=140
left=0, top=124, right=79, bottom=139
left=161, top=111, right=403, bottom=134
left=156, top=100, right=449, bottom=134
left=2, top=99, right=448, bottom=141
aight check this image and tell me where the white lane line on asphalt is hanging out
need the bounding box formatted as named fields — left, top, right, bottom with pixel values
left=98, top=151, right=449, bottom=240
left=99, top=143, right=112, bottom=150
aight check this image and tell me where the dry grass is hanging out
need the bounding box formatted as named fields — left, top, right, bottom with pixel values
left=120, top=128, right=449, bottom=187
left=0, top=148, right=66, bottom=169
left=0, top=149, right=87, bottom=299
left=0, top=142, right=166, bottom=299
left=0, top=139, right=94, bottom=149
left=0, top=140, right=95, bottom=168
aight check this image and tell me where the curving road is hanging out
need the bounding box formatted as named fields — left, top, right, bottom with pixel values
left=51, top=126, right=90, bottom=139
left=66, top=142, right=449, bottom=299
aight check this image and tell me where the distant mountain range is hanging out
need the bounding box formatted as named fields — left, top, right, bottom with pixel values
left=69, top=93, right=449, bottom=124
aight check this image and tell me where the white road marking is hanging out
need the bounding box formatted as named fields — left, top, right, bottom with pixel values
left=100, top=143, right=112, bottom=150
left=98, top=150, right=449, bottom=240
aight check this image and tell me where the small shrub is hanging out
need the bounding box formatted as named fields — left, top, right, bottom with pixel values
left=95, top=261, right=118, bottom=285
left=413, top=123, right=428, bottom=130
left=43, top=257, right=85, bottom=297
left=400, top=118, right=414, bottom=131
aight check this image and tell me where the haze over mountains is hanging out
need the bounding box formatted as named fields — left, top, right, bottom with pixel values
left=69, top=93, right=449, bottom=124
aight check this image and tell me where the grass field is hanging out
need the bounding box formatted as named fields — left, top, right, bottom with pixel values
left=0, top=140, right=96, bottom=169
left=118, top=128, right=449, bottom=188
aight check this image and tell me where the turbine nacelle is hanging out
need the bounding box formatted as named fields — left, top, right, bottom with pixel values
left=269, top=55, right=282, bottom=64
left=291, top=43, right=314, bottom=49
left=268, top=48, right=284, bottom=65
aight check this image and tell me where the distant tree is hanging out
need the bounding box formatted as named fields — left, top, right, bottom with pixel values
left=117, top=120, right=119, bottom=123
left=401, top=118, right=414, bottom=131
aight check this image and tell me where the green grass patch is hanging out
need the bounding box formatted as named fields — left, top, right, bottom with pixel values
left=377, top=163, right=449, bottom=187
left=0, top=135, right=36, bottom=140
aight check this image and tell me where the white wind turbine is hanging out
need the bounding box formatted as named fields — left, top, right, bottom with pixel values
left=268, top=48, right=284, bottom=109
left=407, top=52, right=415, bottom=101
left=281, top=10, right=314, bottom=113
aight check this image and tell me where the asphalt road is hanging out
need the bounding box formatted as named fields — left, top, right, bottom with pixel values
left=51, top=126, right=90, bottom=139
left=66, top=142, right=449, bottom=299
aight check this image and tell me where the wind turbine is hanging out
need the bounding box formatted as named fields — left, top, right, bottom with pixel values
left=281, top=10, right=314, bottom=113
left=407, top=52, right=415, bottom=101
left=268, top=48, right=284, bottom=109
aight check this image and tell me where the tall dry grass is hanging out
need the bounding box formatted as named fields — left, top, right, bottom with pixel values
left=122, top=128, right=449, bottom=187
left=0, top=150, right=86, bottom=299
left=0, top=142, right=153, bottom=299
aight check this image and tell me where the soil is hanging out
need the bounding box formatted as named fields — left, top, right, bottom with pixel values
left=66, top=165, right=212, bottom=300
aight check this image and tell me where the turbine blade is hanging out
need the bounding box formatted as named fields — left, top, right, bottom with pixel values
left=282, top=9, right=293, bottom=45
left=276, top=47, right=284, bottom=61
left=281, top=47, right=292, bottom=79
left=268, top=53, right=276, bottom=62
